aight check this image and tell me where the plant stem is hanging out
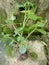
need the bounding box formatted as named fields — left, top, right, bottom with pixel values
left=21, top=9, right=29, bottom=36
left=23, top=11, right=26, bottom=27
left=25, top=28, right=36, bottom=40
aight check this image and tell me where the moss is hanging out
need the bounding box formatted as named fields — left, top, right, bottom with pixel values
left=0, top=26, right=2, bottom=33
left=0, top=8, right=7, bottom=24
left=29, top=51, right=38, bottom=60
left=3, top=26, right=13, bottom=34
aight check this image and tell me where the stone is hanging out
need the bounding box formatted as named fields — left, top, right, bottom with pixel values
left=0, top=42, right=7, bottom=65
left=5, top=40, right=47, bottom=65
left=0, top=0, right=18, bottom=15
left=39, top=0, right=49, bottom=11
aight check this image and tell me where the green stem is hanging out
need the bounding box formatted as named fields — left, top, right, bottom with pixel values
left=25, top=28, right=36, bottom=40
left=21, top=9, right=29, bottom=36
left=23, top=12, right=26, bottom=27
left=12, top=21, right=16, bottom=30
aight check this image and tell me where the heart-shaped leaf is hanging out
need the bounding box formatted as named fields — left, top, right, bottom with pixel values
left=19, top=43, right=27, bottom=54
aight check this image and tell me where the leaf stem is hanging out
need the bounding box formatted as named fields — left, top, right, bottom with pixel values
left=25, top=28, right=36, bottom=40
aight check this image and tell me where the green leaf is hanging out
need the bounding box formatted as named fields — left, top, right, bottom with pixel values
left=3, top=26, right=13, bottom=34
left=6, top=47, right=12, bottom=55
left=1, top=34, right=10, bottom=42
left=37, top=29, right=46, bottom=35
left=27, top=13, right=38, bottom=21
left=23, top=27, right=29, bottom=31
left=28, top=2, right=34, bottom=7
left=16, top=4, right=24, bottom=9
left=9, top=39, right=14, bottom=46
left=14, top=27, right=23, bottom=35
left=17, top=36, right=24, bottom=42
left=34, top=21, right=45, bottom=27
left=28, top=2, right=37, bottom=12
left=20, top=10, right=29, bottom=13
left=1, top=34, right=14, bottom=46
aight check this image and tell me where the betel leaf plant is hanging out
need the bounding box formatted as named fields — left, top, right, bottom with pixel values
left=0, top=1, right=46, bottom=57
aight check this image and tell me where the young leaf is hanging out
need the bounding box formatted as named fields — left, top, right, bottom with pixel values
left=37, top=29, right=46, bottom=35
left=10, top=15, right=16, bottom=21
left=35, top=22, right=45, bottom=27
left=19, top=43, right=27, bottom=54
left=16, top=4, right=24, bottom=9
left=17, top=36, right=24, bottom=42
left=27, top=13, right=38, bottom=21
left=28, top=1, right=34, bottom=7
left=14, top=27, right=23, bottom=35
